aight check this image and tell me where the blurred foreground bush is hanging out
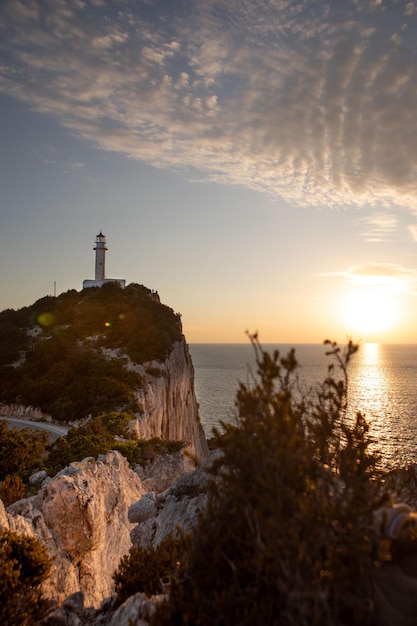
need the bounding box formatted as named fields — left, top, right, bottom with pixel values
left=153, top=339, right=386, bottom=626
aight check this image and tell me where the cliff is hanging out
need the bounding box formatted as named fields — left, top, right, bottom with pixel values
left=127, top=340, right=208, bottom=461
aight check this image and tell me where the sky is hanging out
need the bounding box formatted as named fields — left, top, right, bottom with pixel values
left=1, top=0, right=417, bottom=344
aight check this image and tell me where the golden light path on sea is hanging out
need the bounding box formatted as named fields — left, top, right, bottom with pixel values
left=348, top=343, right=417, bottom=468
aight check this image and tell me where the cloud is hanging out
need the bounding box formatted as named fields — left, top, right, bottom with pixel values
left=64, top=160, right=86, bottom=174
left=356, top=212, right=399, bottom=242
left=408, top=224, right=417, bottom=241
left=1, top=0, right=417, bottom=209
left=328, top=262, right=417, bottom=293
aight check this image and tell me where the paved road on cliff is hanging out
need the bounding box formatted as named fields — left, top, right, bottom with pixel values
left=0, top=417, right=68, bottom=440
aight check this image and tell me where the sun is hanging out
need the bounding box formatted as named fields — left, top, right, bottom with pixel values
left=339, top=289, right=400, bottom=337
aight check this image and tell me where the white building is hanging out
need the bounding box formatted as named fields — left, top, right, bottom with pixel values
left=83, top=232, right=126, bottom=289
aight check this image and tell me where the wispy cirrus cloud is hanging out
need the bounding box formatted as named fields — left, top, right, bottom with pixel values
left=356, top=212, right=400, bottom=242
left=408, top=224, right=417, bottom=242
left=327, top=262, right=417, bottom=293
left=1, top=0, right=417, bottom=209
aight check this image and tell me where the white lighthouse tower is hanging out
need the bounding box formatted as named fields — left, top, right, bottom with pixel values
left=94, top=231, right=107, bottom=281
left=83, top=232, right=126, bottom=289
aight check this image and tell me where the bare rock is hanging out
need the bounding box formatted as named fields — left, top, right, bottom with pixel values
left=1, top=448, right=209, bottom=609
left=131, top=451, right=217, bottom=548
left=109, top=592, right=166, bottom=626
left=41, top=592, right=84, bottom=626
left=2, top=452, right=144, bottom=607
left=133, top=448, right=196, bottom=493
left=127, top=341, right=209, bottom=462
left=29, top=469, right=48, bottom=485
left=128, top=493, right=157, bottom=524
left=0, top=335, right=209, bottom=617
left=41, top=607, right=80, bottom=626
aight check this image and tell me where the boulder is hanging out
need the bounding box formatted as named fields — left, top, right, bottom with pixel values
left=109, top=592, right=165, bottom=626
left=130, top=451, right=217, bottom=548
left=3, top=452, right=144, bottom=607
left=41, top=592, right=85, bottom=626
left=29, top=469, right=48, bottom=486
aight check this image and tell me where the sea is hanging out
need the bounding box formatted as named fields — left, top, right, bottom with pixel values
left=189, top=343, right=417, bottom=469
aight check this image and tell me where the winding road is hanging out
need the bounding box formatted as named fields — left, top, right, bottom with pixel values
left=0, top=417, right=68, bottom=440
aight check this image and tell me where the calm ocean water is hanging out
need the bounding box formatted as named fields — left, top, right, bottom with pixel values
left=189, top=343, right=417, bottom=469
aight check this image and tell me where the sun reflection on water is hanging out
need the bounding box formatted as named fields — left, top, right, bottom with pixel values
left=349, top=343, right=417, bottom=468
left=191, top=343, right=417, bottom=469
left=350, top=343, right=388, bottom=418
left=349, top=343, right=390, bottom=455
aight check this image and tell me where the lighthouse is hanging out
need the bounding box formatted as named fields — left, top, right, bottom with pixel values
left=82, top=232, right=126, bottom=289
left=94, top=231, right=107, bottom=281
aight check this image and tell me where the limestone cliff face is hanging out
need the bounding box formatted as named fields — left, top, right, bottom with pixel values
left=1, top=452, right=143, bottom=607
left=127, top=339, right=208, bottom=461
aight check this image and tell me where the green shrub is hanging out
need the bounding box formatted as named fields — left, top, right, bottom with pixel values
left=0, top=422, right=48, bottom=483
left=0, top=529, right=51, bottom=625
left=114, top=535, right=184, bottom=606
left=114, top=437, right=185, bottom=466
left=100, top=411, right=132, bottom=437
left=0, top=475, right=26, bottom=506
left=46, top=415, right=118, bottom=473
left=46, top=415, right=185, bottom=474
left=154, top=339, right=385, bottom=626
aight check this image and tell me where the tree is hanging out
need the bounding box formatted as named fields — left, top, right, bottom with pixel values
left=155, top=339, right=384, bottom=626
left=114, top=535, right=183, bottom=606
left=46, top=416, right=116, bottom=474
left=0, top=475, right=26, bottom=506
left=0, top=422, right=48, bottom=483
left=0, top=529, right=51, bottom=625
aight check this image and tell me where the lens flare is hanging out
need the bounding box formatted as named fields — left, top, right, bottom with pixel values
left=37, top=312, right=55, bottom=327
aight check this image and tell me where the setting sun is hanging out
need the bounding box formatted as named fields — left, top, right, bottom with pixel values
left=339, top=289, right=401, bottom=337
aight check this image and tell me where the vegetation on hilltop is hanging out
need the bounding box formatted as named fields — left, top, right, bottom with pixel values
left=0, top=282, right=182, bottom=422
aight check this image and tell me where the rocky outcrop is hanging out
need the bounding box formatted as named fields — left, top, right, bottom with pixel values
left=0, top=403, right=51, bottom=421
left=133, top=447, right=196, bottom=494
left=41, top=592, right=86, bottom=626
left=127, top=340, right=209, bottom=461
left=0, top=448, right=201, bottom=609
left=1, top=452, right=144, bottom=607
left=129, top=451, right=217, bottom=549
left=108, top=592, right=165, bottom=626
